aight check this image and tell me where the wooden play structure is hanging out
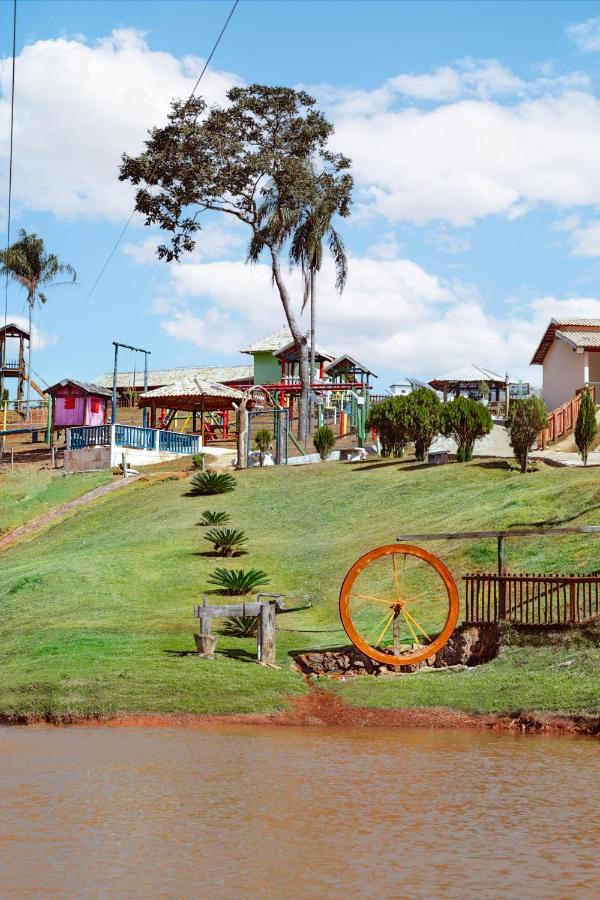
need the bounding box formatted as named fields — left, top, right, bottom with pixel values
left=194, top=594, right=312, bottom=664
left=0, top=322, right=46, bottom=410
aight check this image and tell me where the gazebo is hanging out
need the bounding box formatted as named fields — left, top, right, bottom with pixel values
left=429, top=364, right=510, bottom=406
left=138, top=378, right=246, bottom=434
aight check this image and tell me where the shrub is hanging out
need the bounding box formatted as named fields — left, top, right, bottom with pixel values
left=207, top=568, right=270, bottom=595
left=365, top=396, right=410, bottom=457
left=313, top=425, right=336, bottom=460
left=188, top=471, right=236, bottom=495
left=191, top=453, right=205, bottom=469
left=575, top=388, right=597, bottom=466
left=507, top=397, right=548, bottom=473
left=440, top=396, right=493, bottom=462
left=254, top=429, right=272, bottom=466
left=221, top=616, right=258, bottom=637
left=197, top=510, right=230, bottom=527
left=404, top=387, right=441, bottom=461
left=204, top=527, right=247, bottom=556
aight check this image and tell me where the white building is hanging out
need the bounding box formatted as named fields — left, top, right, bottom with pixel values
left=531, top=319, right=600, bottom=411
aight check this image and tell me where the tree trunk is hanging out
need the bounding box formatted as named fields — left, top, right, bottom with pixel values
left=270, top=248, right=309, bottom=444
left=236, top=396, right=248, bottom=470
left=25, top=301, right=33, bottom=422
left=309, top=269, right=316, bottom=436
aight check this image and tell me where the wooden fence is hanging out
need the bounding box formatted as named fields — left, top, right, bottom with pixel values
left=538, top=384, right=597, bottom=447
left=463, top=572, right=600, bottom=625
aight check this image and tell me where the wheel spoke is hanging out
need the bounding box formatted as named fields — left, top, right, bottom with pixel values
left=401, top=609, right=420, bottom=646
left=350, top=591, right=395, bottom=606
left=402, top=607, right=432, bottom=643
left=373, top=609, right=396, bottom=648
left=392, top=554, right=401, bottom=602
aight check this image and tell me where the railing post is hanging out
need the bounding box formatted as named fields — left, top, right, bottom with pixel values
left=497, top=536, right=507, bottom=620
left=154, top=428, right=160, bottom=452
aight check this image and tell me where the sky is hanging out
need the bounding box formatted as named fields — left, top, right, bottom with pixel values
left=5, top=1, right=600, bottom=393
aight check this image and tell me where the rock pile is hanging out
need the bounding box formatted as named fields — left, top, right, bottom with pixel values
left=293, top=644, right=436, bottom=678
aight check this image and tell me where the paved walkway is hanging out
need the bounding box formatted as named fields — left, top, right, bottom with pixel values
left=0, top=475, right=141, bottom=552
left=430, top=424, right=514, bottom=458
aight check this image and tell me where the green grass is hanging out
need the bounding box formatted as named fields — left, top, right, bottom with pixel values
left=0, top=458, right=599, bottom=718
left=0, top=469, right=111, bottom=533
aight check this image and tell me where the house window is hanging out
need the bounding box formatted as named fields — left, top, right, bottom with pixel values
left=64, top=396, right=75, bottom=410
left=90, top=399, right=100, bottom=414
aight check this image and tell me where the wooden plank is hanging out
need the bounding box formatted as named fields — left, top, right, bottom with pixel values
left=258, top=602, right=276, bottom=665
left=396, top=526, right=600, bottom=541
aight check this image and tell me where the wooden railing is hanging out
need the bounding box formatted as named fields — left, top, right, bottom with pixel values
left=463, top=572, right=600, bottom=625
left=68, top=424, right=201, bottom=455
left=538, top=384, right=597, bottom=447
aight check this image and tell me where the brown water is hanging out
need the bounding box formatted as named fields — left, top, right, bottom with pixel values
left=0, top=726, right=598, bottom=899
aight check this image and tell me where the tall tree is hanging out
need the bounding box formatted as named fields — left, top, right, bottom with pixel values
left=120, top=85, right=352, bottom=443
left=0, top=230, right=76, bottom=417
left=575, top=388, right=597, bottom=465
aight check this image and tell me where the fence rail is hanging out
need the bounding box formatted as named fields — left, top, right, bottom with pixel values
left=68, top=424, right=200, bottom=455
left=463, top=572, right=600, bottom=625
left=539, top=384, right=597, bottom=447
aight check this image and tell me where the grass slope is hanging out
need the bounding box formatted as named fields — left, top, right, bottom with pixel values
left=0, top=459, right=599, bottom=717
left=0, top=469, right=111, bottom=534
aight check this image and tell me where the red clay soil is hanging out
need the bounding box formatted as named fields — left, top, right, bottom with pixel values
left=2, top=689, right=598, bottom=736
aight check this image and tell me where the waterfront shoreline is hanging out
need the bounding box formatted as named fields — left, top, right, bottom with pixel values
left=2, top=691, right=598, bottom=736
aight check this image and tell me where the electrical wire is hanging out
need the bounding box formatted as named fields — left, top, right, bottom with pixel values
left=73, top=0, right=239, bottom=322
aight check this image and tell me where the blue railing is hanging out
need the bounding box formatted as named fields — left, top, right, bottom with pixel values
left=68, top=424, right=200, bottom=455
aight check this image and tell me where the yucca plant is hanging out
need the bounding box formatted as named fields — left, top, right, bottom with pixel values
left=197, top=510, right=231, bottom=527
left=207, top=568, right=270, bottom=595
left=204, top=527, right=247, bottom=556
left=221, top=616, right=258, bottom=638
left=188, top=471, right=236, bottom=496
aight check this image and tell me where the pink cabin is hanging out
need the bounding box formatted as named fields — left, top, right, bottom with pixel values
left=48, top=379, right=111, bottom=428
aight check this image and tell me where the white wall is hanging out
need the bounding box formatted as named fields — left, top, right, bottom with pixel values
left=542, top=340, right=585, bottom=411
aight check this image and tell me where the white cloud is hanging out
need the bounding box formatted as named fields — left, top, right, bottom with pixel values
left=567, top=17, right=600, bottom=53
left=123, top=219, right=246, bottom=265
left=553, top=214, right=600, bottom=257
left=147, top=252, right=600, bottom=386
left=425, top=224, right=471, bottom=255
left=3, top=314, right=54, bottom=351
left=0, top=29, right=240, bottom=221
left=389, top=58, right=526, bottom=101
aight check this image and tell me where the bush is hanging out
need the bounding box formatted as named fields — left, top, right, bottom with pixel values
left=191, top=453, right=205, bottom=469
left=197, top=510, right=230, bottom=527
left=313, top=425, right=336, bottom=460
left=207, top=568, right=270, bottom=595
left=507, top=397, right=547, bottom=473
left=575, top=388, right=597, bottom=465
left=188, top=471, right=236, bottom=496
left=440, top=396, right=493, bottom=462
left=254, top=429, right=272, bottom=466
left=204, top=527, right=247, bottom=556
left=404, top=387, right=441, bottom=461
left=365, top=396, right=410, bottom=458
left=220, top=616, right=258, bottom=638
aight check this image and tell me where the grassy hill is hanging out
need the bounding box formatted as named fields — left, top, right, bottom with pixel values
left=0, top=469, right=111, bottom=534
left=1, top=458, right=599, bottom=718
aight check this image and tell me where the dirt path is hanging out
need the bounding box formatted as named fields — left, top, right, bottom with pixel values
left=2, top=689, right=597, bottom=736
left=0, top=475, right=142, bottom=552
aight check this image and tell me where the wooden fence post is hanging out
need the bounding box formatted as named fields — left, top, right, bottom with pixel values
left=258, top=601, right=276, bottom=665
left=497, top=536, right=507, bottom=620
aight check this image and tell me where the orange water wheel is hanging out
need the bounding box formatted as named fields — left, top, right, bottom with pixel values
left=339, top=544, right=459, bottom=666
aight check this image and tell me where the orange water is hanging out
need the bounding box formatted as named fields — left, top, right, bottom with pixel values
left=0, top=726, right=598, bottom=898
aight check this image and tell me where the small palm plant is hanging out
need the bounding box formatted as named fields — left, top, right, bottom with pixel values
left=207, top=568, right=270, bottom=595
left=254, top=429, right=272, bottom=466
left=188, top=471, right=236, bottom=496
left=197, top=510, right=231, bottom=527
left=221, top=616, right=258, bottom=638
left=204, top=528, right=247, bottom=556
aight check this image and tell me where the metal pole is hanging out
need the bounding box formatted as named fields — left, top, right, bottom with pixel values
left=142, top=350, right=149, bottom=429
left=111, top=342, right=118, bottom=424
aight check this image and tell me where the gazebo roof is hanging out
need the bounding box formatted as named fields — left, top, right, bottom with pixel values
left=429, top=363, right=507, bottom=389
left=138, top=378, right=245, bottom=413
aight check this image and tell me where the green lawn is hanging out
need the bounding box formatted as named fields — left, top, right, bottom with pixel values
left=0, top=469, right=111, bottom=534
left=0, top=458, right=599, bottom=718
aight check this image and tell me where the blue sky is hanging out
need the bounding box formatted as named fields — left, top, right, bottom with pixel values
left=4, top=0, right=600, bottom=393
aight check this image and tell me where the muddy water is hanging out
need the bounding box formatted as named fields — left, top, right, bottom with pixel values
left=0, top=727, right=598, bottom=899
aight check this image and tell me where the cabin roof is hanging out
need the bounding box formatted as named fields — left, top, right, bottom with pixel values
left=325, top=354, right=376, bottom=378
left=531, top=318, right=600, bottom=364
left=47, top=379, right=112, bottom=397
left=94, top=365, right=253, bottom=390
left=240, top=327, right=292, bottom=355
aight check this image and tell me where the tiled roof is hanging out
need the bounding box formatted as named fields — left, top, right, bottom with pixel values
left=240, top=327, right=292, bottom=354
left=94, top=365, right=253, bottom=389
left=531, top=319, right=600, bottom=365
left=47, top=379, right=112, bottom=397
left=556, top=330, right=600, bottom=350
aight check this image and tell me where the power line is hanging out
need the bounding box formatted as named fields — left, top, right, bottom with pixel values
left=1, top=0, right=18, bottom=407
left=74, top=0, right=239, bottom=322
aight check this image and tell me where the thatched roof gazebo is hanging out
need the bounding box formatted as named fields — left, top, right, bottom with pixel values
left=139, top=378, right=247, bottom=429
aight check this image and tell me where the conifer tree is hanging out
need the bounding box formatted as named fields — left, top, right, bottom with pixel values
left=575, top=388, right=597, bottom=465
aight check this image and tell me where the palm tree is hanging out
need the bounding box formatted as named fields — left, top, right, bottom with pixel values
left=0, top=230, right=76, bottom=419
left=289, top=178, right=349, bottom=435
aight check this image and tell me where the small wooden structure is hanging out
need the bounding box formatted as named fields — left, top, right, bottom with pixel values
left=429, top=363, right=512, bottom=410
left=48, top=379, right=111, bottom=429
left=0, top=322, right=45, bottom=404
left=194, top=594, right=311, bottom=665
